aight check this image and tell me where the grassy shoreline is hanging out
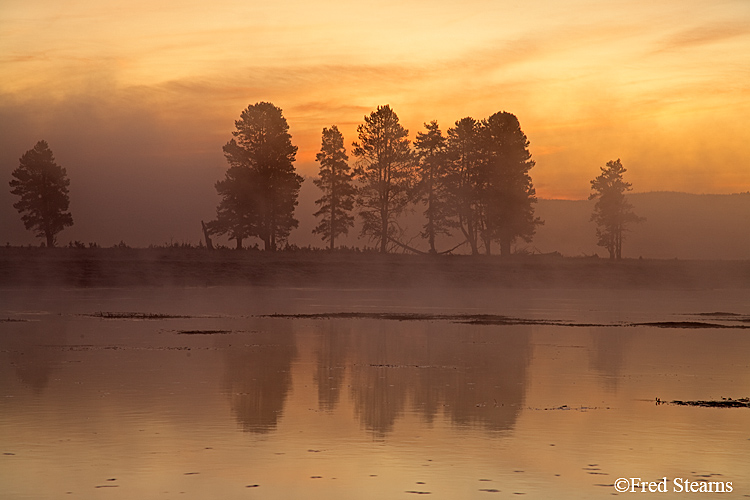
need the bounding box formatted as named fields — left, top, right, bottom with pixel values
left=0, top=247, right=748, bottom=289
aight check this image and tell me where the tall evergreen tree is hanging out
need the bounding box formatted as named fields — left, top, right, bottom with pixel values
left=210, top=102, right=302, bottom=250
left=414, top=120, right=452, bottom=254
left=589, top=159, right=643, bottom=259
left=313, top=125, right=355, bottom=250
left=446, top=117, right=483, bottom=255
left=479, top=111, right=542, bottom=256
left=352, top=105, right=414, bottom=253
left=9, top=140, right=73, bottom=247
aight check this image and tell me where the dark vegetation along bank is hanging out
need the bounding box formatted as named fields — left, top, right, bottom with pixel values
left=1, top=247, right=748, bottom=289
left=7, top=103, right=648, bottom=262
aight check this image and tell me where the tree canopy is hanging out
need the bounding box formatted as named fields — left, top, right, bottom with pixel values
left=9, top=140, right=73, bottom=247
left=589, top=158, right=643, bottom=259
left=210, top=102, right=303, bottom=250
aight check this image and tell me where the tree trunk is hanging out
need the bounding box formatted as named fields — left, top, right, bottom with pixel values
left=201, top=221, right=214, bottom=251
left=499, top=238, right=511, bottom=258
left=427, top=218, right=436, bottom=253
left=380, top=207, right=388, bottom=253
left=469, top=238, right=479, bottom=255
left=427, top=210, right=436, bottom=254
left=427, top=176, right=436, bottom=254
left=462, top=211, right=479, bottom=255
left=330, top=193, right=336, bottom=251
left=459, top=215, right=477, bottom=255
left=45, top=231, right=55, bottom=248
left=481, top=227, right=491, bottom=255
left=235, top=237, right=243, bottom=250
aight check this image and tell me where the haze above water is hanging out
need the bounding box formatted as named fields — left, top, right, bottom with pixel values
left=1, top=286, right=749, bottom=499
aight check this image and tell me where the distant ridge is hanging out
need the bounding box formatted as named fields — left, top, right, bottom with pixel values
left=2, top=178, right=748, bottom=259
left=532, top=192, right=750, bottom=260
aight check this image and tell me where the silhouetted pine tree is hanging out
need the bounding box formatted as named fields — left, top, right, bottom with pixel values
left=210, top=102, right=302, bottom=250
left=589, top=159, right=643, bottom=259
left=478, top=111, right=542, bottom=256
left=446, top=117, right=483, bottom=255
left=414, top=120, right=452, bottom=254
left=313, top=125, right=355, bottom=250
left=9, top=140, right=73, bottom=247
left=352, top=105, right=414, bottom=253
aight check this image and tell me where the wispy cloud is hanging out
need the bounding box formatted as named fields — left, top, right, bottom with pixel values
left=655, top=22, right=750, bottom=52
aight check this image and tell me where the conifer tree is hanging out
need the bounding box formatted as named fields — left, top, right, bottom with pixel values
left=352, top=105, right=413, bottom=253
left=313, top=125, right=355, bottom=250
left=589, top=159, right=643, bottom=259
left=210, top=102, right=302, bottom=250
left=479, top=111, right=542, bottom=256
left=9, top=140, right=73, bottom=247
left=446, top=117, right=483, bottom=255
left=414, top=120, right=452, bottom=254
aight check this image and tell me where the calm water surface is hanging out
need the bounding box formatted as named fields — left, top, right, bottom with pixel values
left=1, top=287, right=749, bottom=499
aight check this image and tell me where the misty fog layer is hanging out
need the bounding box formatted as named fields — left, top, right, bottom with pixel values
left=5, top=174, right=746, bottom=259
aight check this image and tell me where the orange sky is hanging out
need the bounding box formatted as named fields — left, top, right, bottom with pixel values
left=1, top=0, right=749, bottom=244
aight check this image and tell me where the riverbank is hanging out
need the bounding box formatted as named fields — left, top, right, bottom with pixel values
left=0, top=247, right=748, bottom=289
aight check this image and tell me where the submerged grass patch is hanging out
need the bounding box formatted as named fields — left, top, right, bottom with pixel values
left=666, top=398, right=750, bottom=408
left=84, top=312, right=194, bottom=319
left=635, top=321, right=750, bottom=329
left=264, top=312, right=750, bottom=329
left=264, top=312, right=582, bottom=326
left=176, top=329, right=233, bottom=335
left=695, top=312, right=743, bottom=317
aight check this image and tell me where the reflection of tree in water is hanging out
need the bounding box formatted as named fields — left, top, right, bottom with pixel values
left=224, top=326, right=297, bottom=433
left=2, top=319, right=67, bottom=394
left=413, top=324, right=530, bottom=432
left=339, top=321, right=531, bottom=436
left=313, top=322, right=349, bottom=412
left=348, top=321, right=410, bottom=436
left=588, top=327, right=626, bottom=390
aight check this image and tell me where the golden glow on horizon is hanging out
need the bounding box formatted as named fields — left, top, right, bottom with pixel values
left=1, top=0, right=749, bottom=199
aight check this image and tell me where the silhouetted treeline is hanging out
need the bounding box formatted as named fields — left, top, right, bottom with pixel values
left=319, top=107, right=543, bottom=256
left=5, top=107, right=670, bottom=258
left=208, top=102, right=543, bottom=256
